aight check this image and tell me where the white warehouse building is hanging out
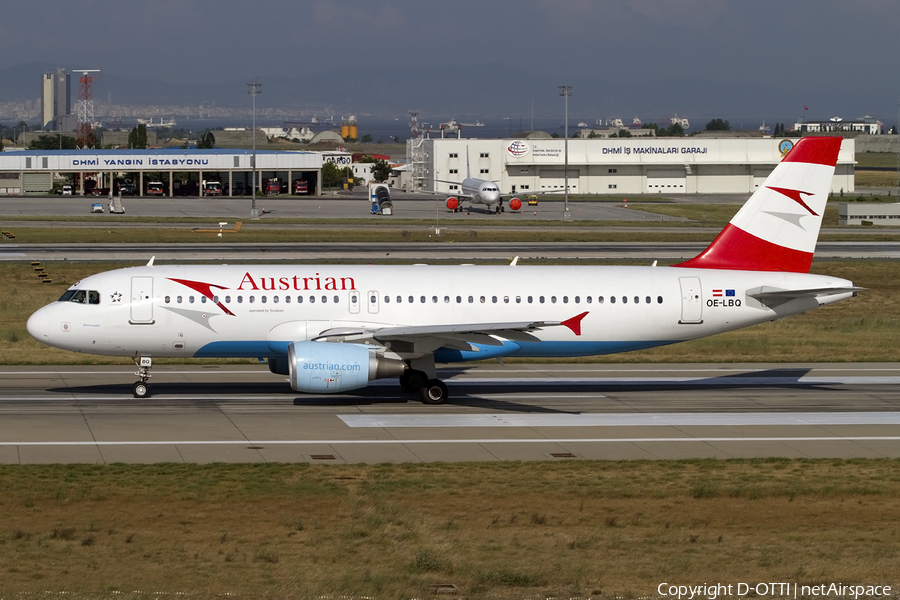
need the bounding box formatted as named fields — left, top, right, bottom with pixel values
left=413, top=137, right=855, bottom=196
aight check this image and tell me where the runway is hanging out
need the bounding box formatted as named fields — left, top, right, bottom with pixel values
left=2, top=363, right=899, bottom=464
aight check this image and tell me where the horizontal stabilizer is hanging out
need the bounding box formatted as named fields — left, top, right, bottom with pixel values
left=746, top=285, right=863, bottom=310
left=747, top=285, right=863, bottom=300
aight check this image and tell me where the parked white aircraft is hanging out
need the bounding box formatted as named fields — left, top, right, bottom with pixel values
left=27, top=137, right=858, bottom=403
left=438, top=148, right=527, bottom=214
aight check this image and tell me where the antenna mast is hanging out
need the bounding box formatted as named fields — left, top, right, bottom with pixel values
left=74, top=69, right=101, bottom=149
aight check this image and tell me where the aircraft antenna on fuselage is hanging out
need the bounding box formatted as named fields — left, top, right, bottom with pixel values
left=147, top=256, right=155, bottom=267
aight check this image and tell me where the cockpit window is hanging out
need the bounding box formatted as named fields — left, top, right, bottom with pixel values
left=58, top=289, right=100, bottom=305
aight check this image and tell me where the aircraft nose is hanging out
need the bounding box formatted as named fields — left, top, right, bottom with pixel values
left=26, top=307, right=49, bottom=343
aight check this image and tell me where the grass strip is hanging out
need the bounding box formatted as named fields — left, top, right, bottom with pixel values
left=0, top=460, right=897, bottom=597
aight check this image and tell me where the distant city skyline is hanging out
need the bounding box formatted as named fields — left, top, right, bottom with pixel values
left=1, top=1, right=899, bottom=126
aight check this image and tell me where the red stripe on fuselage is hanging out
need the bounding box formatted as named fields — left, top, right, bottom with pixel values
left=673, top=224, right=813, bottom=272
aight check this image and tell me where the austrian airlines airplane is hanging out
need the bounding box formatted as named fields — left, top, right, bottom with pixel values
left=27, top=137, right=857, bottom=403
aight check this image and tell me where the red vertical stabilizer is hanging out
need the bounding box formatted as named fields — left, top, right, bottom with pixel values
left=674, top=137, right=842, bottom=273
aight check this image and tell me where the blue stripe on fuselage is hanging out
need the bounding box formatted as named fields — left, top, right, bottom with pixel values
left=194, top=339, right=680, bottom=360
left=435, top=340, right=677, bottom=362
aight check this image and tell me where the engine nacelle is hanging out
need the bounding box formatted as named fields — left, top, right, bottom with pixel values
left=509, top=197, right=521, bottom=211
left=446, top=197, right=459, bottom=211
left=287, top=341, right=405, bottom=393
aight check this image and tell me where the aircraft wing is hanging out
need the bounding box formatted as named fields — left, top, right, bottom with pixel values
left=313, top=314, right=587, bottom=353
left=431, top=180, right=472, bottom=200
left=432, top=179, right=565, bottom=199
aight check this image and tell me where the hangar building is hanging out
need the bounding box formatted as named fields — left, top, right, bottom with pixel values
left=0, top=148, right=323, bottom=196
left=410, top=137, right=855, bottom=196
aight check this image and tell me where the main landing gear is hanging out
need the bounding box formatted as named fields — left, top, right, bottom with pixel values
left=399, top=369, right=449, bottom=404
left=132, top=356, right=152, bottom=398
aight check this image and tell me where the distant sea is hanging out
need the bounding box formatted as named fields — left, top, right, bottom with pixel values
left=174, top=114, right=795, bottom=142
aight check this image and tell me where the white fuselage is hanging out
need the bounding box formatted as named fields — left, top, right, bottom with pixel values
left=27, top=263, right=853, bottom=362
left=460, top=177, right=502, bottom=208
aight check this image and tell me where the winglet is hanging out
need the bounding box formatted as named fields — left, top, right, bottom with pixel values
left=561, top=311, right=588, bottom=336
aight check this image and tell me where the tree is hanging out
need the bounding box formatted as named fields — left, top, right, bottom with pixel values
left=705, top=118, right=731, bottom=131
left=371, top=159, right=392, bottom=182
left=357, top=154, right=376, bottom=163
left=360, top=133, right=373, bottom=143
left=128, top=124, right=148, bottom=149
left=197, top=130, right=216, bottom=149
left=321, top=161, right=343, bottom=187
left=30, top=135, right=77, bottom=150
left=662, top=123, right=685, bottom=137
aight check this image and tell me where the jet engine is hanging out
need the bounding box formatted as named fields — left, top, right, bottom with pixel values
left=509, top=197, right=522, bottom=211
left=446, top=197, right=459, bottom=211
left=287, top=341, right=406, bottom=393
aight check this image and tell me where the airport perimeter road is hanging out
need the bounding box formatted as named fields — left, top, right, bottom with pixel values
left=2, top=363, right=899, bottom=464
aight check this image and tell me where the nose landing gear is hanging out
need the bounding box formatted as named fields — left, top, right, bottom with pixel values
left=132, top=356, right=152, bottom=398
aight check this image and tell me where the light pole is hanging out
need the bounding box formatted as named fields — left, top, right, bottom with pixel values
left=248, top=79, right=261, bottom=219
left=559, top=84, right=572, bottom=221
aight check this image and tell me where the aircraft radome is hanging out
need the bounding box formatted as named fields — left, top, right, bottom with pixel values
left=27, top=137, right=858, bottom=403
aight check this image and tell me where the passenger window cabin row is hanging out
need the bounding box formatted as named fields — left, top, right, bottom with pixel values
left=381, top=294, right=664, bottom=305
left=160, top=293, right=666, bottom=306
left=62, top=290, right=667, bottom=307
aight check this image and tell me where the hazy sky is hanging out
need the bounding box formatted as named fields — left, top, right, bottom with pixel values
left=4, top=1, right=900, bottom=120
